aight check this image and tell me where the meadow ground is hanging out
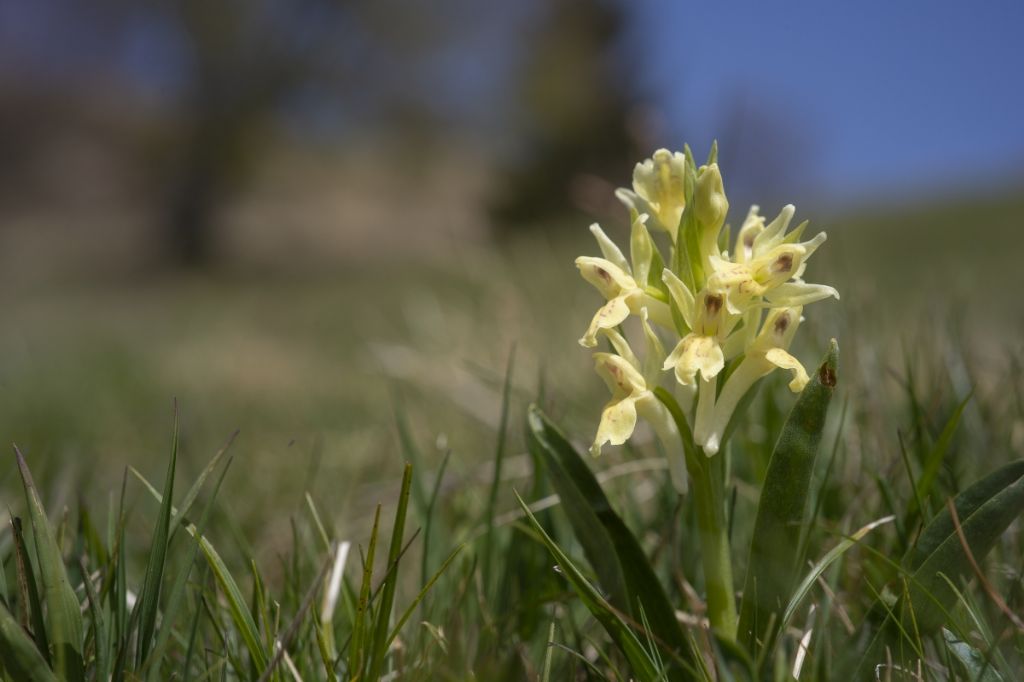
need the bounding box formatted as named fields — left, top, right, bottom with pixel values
left=0, top=190, right=1022, bottom=679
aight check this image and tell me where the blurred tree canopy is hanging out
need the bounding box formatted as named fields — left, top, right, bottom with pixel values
left=487, top=0, right=642, bottom=231
left=0, top=0, right=648, bottom=266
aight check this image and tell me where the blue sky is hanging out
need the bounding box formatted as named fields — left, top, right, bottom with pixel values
left=627, top=0, right=1024, bottom=203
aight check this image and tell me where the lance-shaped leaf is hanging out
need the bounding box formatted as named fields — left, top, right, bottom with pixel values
left=514, top=491, right=662, bottom=682
left=737, top=341, right=838, bottom=657
left=0, top=603, right=58, bottom=682
left=902, top=459, right=1024, bottom=632
left=850, top=459, right=1024, bottom=679
left=14, top=446, right=84, bottom=682
left=527, top=406, right=692, bottom=676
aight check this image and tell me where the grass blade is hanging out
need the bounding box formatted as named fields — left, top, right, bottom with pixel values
left=737, top=341, right=838, bottom=657
left=482, top=346, right=515, bottom=595
left=135, top=404, right=180, bottom=666
left=348, top=504, right=381, bottom=679
left=367, top=462, right=414, bottom=679
left=10, top=515, right=50, bottom=665
left=143, top=456, right=233, bottom=680
left=14, top=445, right=84, bottom=682
left=385, top=544, right=463, bottom=649
left=130, top=463, right=270, bottom=672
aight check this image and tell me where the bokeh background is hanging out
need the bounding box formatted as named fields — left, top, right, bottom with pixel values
left=2, top=0, right=1023, bottom=537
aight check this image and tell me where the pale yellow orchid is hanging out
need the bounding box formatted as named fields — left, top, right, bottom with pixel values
left=590, top=314, right=688, bottom=493
left=576, top=215, right=673, bottom=347
left=696, top=307, right=808, bottom=456
left=615, top=149, right=687, bottom=241
left=661, top=269, right=740, bottom=386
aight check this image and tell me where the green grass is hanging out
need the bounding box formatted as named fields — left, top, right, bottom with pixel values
left=1, top=190, right=1023, bottom=679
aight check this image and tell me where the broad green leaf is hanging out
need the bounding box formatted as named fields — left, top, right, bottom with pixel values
left=850, top=460, right=1024, bottom=679
left=14, top=446, right=84, bottom=682
left=737, top=341, right=838, bottom=657
left=942, top=628, right=1004, bottom=682
left=514, top=491, right=662, bottom=682
left=0, top=602, right=58, bottom=682
left=527, top=406, right=692, bottom=675
left=903, top=459, right=1024, bottom=632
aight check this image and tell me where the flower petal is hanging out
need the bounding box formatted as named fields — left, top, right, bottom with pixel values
left=588, top=223, right=631, bottom=274
left=662, top=269, right=695, bottom=329
left=629, top=213, right=654, bottom=285
left=601, top=327, right=640, bottom=370
left=664, top=334, right=724, bottom=385
left=576, top=256, right=636, bottom=299
left=765, top=347, right=810, bottom=392
left=580, top=296, right=631, bottom=347
left=765, top=282, right=840, bottom=307
left=752, top=204, right=795, bottom=256
left=594, top=351, right=647, bottom=396
left=591, top=396, right=638, bottom=456
left=735, top=205, right=765, bottom=264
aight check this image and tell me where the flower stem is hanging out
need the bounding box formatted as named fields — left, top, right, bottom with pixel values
left=689, top=451, right=738, bottom=639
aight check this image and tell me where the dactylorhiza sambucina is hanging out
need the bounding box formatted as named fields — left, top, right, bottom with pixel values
left=577, top=146, right=839, bottom=493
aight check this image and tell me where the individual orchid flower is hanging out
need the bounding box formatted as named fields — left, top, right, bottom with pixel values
left=661, top=269, right=739, bottom=386
left=706, top=205, right=838, bottom=314
left=615, top=149, right=687, bottom=241
left=576, top=215, right=673, bottom=347
left=696, top=306, right=808, bottom=456
left=590, top=312, right=688, bottom=493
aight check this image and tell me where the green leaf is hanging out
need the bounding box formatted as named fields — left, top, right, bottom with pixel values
left=385, top=544, right=463, bottom=650
left=14, top=445, right=84, bottom=682
left=0, top=602, right=59, bottom=682
left=850, top=460, right=1024, bottom=678
left=10, top=516, right=49, bottom=666
left=527, top=406, right=692, bottom=677
left=143, top=456, right=232, bottom=680
left=135, top=405, right=180, bottom=667
left=514, top=491, right=662, bottom=682
left=942, top=628, right=1004, bottom=682
left=906, top=394, right=970, bottom=527
left=348, top=504, right=381, bottom=679
left=903, top=459, right=1024, bottom=632
left=368, top=463, right=414, bottom=679
left=131, top=465, right=270, bottom=672
left=737, top=341, right=838, bottom=657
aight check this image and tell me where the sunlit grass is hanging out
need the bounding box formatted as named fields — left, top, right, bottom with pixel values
left=0, top=190, right=1023, bottom=679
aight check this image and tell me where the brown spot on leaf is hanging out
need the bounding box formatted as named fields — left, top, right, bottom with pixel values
left=819, top=365, right=836, bottom=387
